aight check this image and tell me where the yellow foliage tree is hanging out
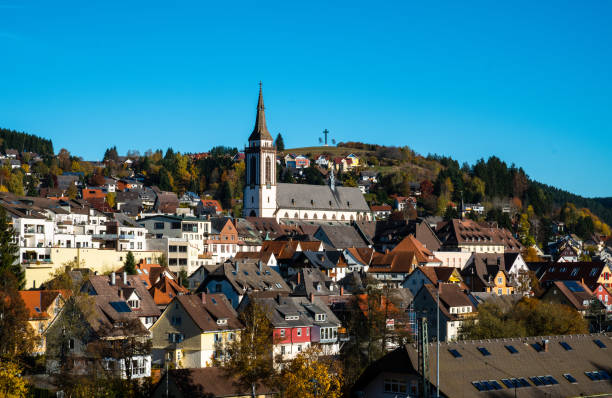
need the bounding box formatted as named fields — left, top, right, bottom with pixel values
left=0, top=359, right=29, bottom=398
left=279, top=347, right=344, bottom=398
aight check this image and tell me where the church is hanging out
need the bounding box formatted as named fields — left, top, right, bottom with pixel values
left=242, top=85, right=372, bottom=223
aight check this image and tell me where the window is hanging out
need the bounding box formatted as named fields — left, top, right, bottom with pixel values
left=448, top=349, right=462, bottom=358
left=559, top=341, right=572, bottom=350
left=169, top=246, right=178, bottom=252
left=171, top=316, right=182, bottom=326
left=564, top=373, right=577, bottom=383
left=297, top=328, right=302, bottom=337
left=280, top=329, right=285, bottom=338
left=571, top=268, right=579, bottom=276
left=265, top=157, right=271, bottom=185
left=214, top=333, right=221, bottom=342
left=497, top=277, right=502, bottom=284
left=594, top=339, right=607, bottom=348
left=505, top=345, right=518, bottom=354
left=297, top=345, right=302, bottom=352
left=477, top=347, right=491, bottom=356
left=128, top=299, right=140, bottom=309
left=497, top=288, right=502, bottom=295
left=590, top=268, right=598, bottom=277
left=154, top=222, right=164, bottom=230
left=69, top=338, right=75, bottom=350
left=179, top=246, right=187, bottom=252
left=384, top=379, right=407, bottom=394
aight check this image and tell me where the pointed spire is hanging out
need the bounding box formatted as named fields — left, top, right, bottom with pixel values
left=249, top=82, right=273, bottom=141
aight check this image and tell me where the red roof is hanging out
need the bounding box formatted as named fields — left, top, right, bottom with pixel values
left=201, top=199, right=223, bottom=212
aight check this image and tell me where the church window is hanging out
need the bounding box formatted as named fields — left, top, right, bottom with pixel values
left=350, top=215, right=354, bottom=221
left=310, top=200, right=314, bottom=205
left=284, top=212, right=289, bottom=218
left=265, top=157, right=272, bottom=185
left=332, top=215, right=336, bottom=220
left=341, top=215, right=345, bottom=220
left=323, top=214, right=327, bottom=220
left=291, top=198, right=295, bottom=205
left=250, top=157, right=257, bottom=185
left=305, top=213, right=309, bottom=219
left=294, top=213, right=298, bottom=218
left=313, top=214, right=318, bottom=219
left=251, top=196, right=254, bottom=203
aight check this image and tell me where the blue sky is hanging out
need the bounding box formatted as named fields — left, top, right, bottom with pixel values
left=1, top=1, right=611, bottom=197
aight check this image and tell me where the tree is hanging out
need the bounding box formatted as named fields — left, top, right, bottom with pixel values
left=214, top=301, right=274, bottom=396
left=0, top=207, right=23, bottom=289
left=178, top=269, right=188, bottom=288
left=124, top=251, right=137, bottom=275
left=279, top=347, right=343, bottom=398
left=106, top=192, right=116, bottom=208
left=0, top=273, right=38, bottom=358
left=0, top=359, right=29, bottom=398
left=156, top=253, right=168, bottom=268
left=66, top=182, right=78, bottom=199
left=275, top=133, right=285, bottom=151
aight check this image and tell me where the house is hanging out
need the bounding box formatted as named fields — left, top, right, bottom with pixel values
left=461, top=202, right=485, bottom=216
left=204, top=217, right=239, bottom=263
left=197, top=199, right=223, bottom=216
left=179, top=191, right=201, bottom=207
left=371, top=204, right=392, bottom=220
left=393, top=196, right=417, bottom=212
left=233, top=250, right=277, bottom=269
left=402, top=266, right=465, bottom=297
left=361, top=218, right=442, bottom=253
left=45, top=290, right=153, bottom=379
left=314, top=155, right=330, bottom=168
left=360, top=170, right=377, bottom=183
left=436, top=219, right=522, bottom=253
left=81, top=272, right=161, bottom=329
left=195, top=259, right=290, bottom=309
left=284, top=154, right=310, bottom=169
left=342, top=247, right=374, bottom=273
left=150, top=293, right=242, bottom=368
left=594, top=284, right=612, bottom=312
left=151, top=367, right=278, bottom=398
left=540, top=280, right=596, bottom=315
left=557, top=244, right=580, bottom=262
left=287, top=267, right=340, bottom=301
left=154, top=190, right=180, bottom=214
left=352, top=334, right=612, bottom=398
left=538, top=261, right=612, bottom=291
left=232, top=152, right=245, bottom=163
left=313, top=224, right=371, bottom=250
left=410, top=283, right=476, bottom=342
left=148, top=273, right=189, bottom=310
left=285, top=250, right=347, bottom=281
left=460, top=253, right=517, bottom=295
left=19, top=290, right=70, bottom=354
left=247, top=294, right=342, bottom=360
left=368, top=235, right=443, bottom=287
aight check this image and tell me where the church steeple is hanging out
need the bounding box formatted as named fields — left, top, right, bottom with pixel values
left=249, top=82, right=273, bottom=141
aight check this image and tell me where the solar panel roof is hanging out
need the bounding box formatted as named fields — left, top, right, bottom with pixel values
left=110, top=301, right=131, bottom=313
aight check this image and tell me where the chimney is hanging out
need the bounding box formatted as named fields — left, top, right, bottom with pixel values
left=340, top=286, right=344, bottom=296
left=235, top=262, right=239, bottom=272
left=123, top=271, right=127, bottom=285
left=111, top=272, right=116, bottom=285
left=297, top=272, right=301, bottom=285
left=258, top=260, right=263, bottom=273
left=200, top=292, right=206, bottom=304
left=310, top=293, right=315, bottom=303
left=543, top=339, right=549, bottom=352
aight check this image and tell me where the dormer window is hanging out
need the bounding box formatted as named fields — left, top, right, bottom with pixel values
left=316, top=313, right=326, bottom=322
left=128, top=299, right=140, bottom=309
left=217, top=318, right=228, bottom=326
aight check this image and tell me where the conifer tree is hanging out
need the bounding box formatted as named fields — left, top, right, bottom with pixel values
left=124, top=251, right=137, bottom=275
left=0, top=207, right=23, bottom=289
left=275, top=133, right=285, bottom=151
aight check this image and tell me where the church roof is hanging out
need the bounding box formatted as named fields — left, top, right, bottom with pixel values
left=248, top=83, right=273, bottom=141
left=276, top=183, right=370, bottom=212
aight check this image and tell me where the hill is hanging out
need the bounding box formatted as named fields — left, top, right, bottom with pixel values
left=0, top=128, right=54, bottom=156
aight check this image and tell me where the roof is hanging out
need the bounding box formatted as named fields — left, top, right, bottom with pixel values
left=19, top=290, right=70, bottom=320
left=197, top=259, right=290, bottom=296
left=539, top=261, right=608, bottom=290
left=288, top=268, right=339, bottom=297
left=200, top=199, right=222, bottom=212
left=252, top=295, right=341, bottom=329
left=276, top=183, right=370, bottom=212
left=314, top=224, right=371, bottom=249
left=175, top=294, right=242, bottom=332
left=157, top=367, right=278, bottom=398
left=248, top=83, right=273, bottom=141
left=437, top=219, right=522, bottom=252
left=148, top=275, right=189, bottom=307
left=355, top=334, right=612, bottom=397
left=83, top=274, right=161, bottom=318
left=545, top=280, right=594, bottom=311
left=420, top=283, right=475, bottom=320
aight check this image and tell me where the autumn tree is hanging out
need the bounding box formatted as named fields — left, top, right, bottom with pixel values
left=66, top=182, right=78, bottom=199
left=0, top=359, right=29, bottom=397
left=106, top=191, right=116, bottom=208
left=0, top=273, right=38, bottom=359
left=214, top=301, right=274, bottom=396
left=0, top=206, right=24, bottom=289
left=279, top=346, right=343, bottom=398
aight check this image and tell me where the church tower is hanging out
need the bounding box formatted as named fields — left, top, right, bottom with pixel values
left=243, top=83, right=277, bottom=218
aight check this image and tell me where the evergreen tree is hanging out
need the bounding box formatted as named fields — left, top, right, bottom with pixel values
left=275, top=133, right=285, bottom=151
left=0, top=207, right=23, bottom=289
left=124, top=251, right=137, bottom=275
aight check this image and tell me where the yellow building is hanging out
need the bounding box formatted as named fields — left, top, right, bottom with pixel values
left=19, top=290, right=70, bottom=354
left=150, top=293, right=242, bottom=368
left=24, top=248, right=163, bottom=289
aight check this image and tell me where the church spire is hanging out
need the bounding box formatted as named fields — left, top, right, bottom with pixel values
left=249, top=82, right=273, bottom=141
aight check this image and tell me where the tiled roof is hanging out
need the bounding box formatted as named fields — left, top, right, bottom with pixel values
left=175, top=293, right=242, bottom=332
